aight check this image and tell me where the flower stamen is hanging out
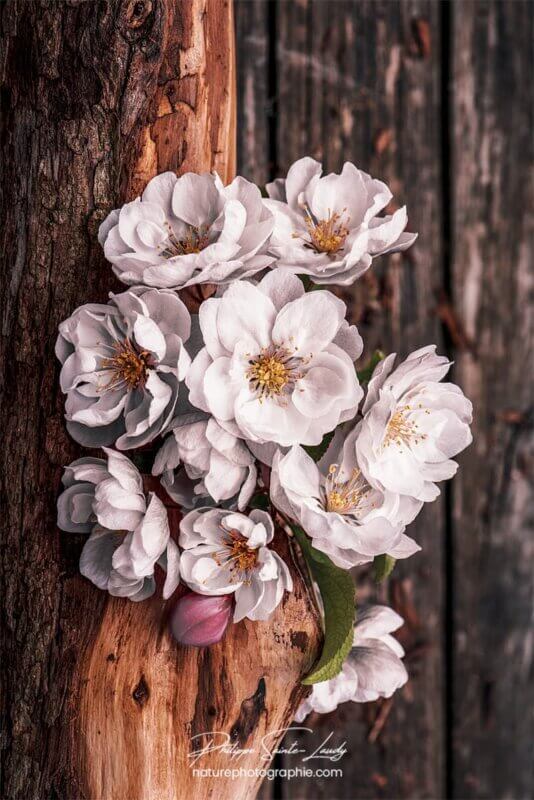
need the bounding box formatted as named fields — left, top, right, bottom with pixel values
left=160, top=221, right=210, bottom=258
left=383, top=406, right=428, bottom=449
left=213, top=529, right=258, bottom=585
left=294, top=204, right=350, bottom=255
left=100, top=338, right=151, bottom=391
left=325, top=464, right=372, bottom=515
left=246, top=345, right=305, bottom=403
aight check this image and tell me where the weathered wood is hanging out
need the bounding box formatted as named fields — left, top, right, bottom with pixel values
left=0, top=1, right=321, bottom=798
left=235, top=0, right=271, bottom=186
left=271, top=1, right=446, bottom=797
left=450, top=2, right=534, bottom=798
left=78, top=532, right=320, bottom=800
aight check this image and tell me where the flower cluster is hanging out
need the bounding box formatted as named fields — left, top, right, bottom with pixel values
left=57, top=158, right=472, bottom=721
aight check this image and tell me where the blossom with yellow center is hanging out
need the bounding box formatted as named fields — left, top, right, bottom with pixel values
left=179, top=508, right=293, bottom=622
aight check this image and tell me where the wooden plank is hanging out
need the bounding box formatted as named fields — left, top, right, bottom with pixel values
left=235, top=0, right=271, bottom=186
left=274, top=1, right=446, bottom=797
left=450, top=2, right=534, bottom=798
left=234, top=6, right=275, bottom=797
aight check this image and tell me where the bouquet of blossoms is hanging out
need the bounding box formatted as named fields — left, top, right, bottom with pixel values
left=56, top=158, right=472, bottom=720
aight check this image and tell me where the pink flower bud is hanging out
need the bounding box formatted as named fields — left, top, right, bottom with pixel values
left=170, top=592, right=233, bottom=647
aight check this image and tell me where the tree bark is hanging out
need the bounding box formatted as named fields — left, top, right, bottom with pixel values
left=0, top=2, right=321, bottom=798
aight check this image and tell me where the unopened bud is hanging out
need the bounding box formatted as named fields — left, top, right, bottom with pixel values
left=170, top=592, right=233, bottom=647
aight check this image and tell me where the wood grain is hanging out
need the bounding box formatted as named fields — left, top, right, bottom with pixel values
left=271, top=2, right=446, bottom=797
left=235, top=0, right=271, bottom=186
left=0, top=1, right=321, bottom=798
left=77, top=533, right=320, bottom=800
left=450, top=2, right=534, bottom=798
left=235, top=1, right=534, bottom=798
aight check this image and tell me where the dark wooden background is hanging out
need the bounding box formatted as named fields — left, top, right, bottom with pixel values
left=235, top=1, right=534, bottom=798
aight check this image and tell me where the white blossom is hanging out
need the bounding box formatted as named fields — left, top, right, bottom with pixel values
left=186, top=270, right=363, bottom=447
left=357, top=347, right=473, bottom=502
left=264, top=157, right=417, bottom=286
left=57, top=448, right=180, bottom=601
left=295, top=605, right=408, bottom=721
left=98, top=172, right=274, bottom=290
left=56, top=288, right=191, bottom=449
left=152, top=417, right=257, bottom=510
left=271, top=431, right=420, bottom=570
left=179, top=508, right=292, bottom=622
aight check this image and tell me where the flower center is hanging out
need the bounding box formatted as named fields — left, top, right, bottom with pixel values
left=383, top=406, right=428, bottom=449
left=295, top=205, right=350, bottom=255
left=100, top=338, right=151, bottom=391
left=246, top=345, right=305, bottom=403
left=325, top=464, right=372, bottom=515
left=214, top=529, right=258, bottom=584
left=160, top=221, right=210, bottom=258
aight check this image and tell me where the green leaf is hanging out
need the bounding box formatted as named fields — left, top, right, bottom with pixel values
left=372, top=554, right=396, bottom=583
left=297, top=275, right=324, bottom=292
left=130, top=450, right=156, bottom=475
left=298, top=274, right=313, bottom=291
left=303, top=429, right=335, bottom=463
left=248, top=492, right=270, bottom=510
left=357, top=349, right=385, bottom=385
left=293, top=526, right=355, bottom=685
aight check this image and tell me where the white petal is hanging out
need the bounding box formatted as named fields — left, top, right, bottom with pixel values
left=284, top=157, right=322, bottom=210
left=203, top=357, right=240, bottom=421
left=160, top=538, right=181, bottom=599
left=133, top=314, right=166, bottom=361
left=171, top=172, right=221, bottom=227
left=216, top=281, right=276, bottom=353
left=257, top=269, right=305, bottom=311
left=272, top=291, right=345, bottom=355
left=80, top=527, right=119, bottom=590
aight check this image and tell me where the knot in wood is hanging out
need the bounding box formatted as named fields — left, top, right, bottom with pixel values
left=124, top=0, right=153, bottom=29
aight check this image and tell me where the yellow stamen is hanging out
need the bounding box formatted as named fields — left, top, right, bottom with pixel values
left=248, top=354, right=289, bottom=395
left=213, top=529, right=258, bottom=584
left=295, top=205, right=350, bottom=255
left=101, top=339, right=151, bottom=391
left=246, top=344, right=305, bottom=402
left=160, top=222, right=210, bottom=258
left=383, top=406, right=428, bottom=449
left=325, top=464, right=371, bottom=514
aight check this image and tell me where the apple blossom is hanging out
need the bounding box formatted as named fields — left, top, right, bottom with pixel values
left=152, top=417, right=257, bottom=510
left=264, top=157, right=417, bottom=286
left=186, top=270, right=363, bottom=447
left=357, top=346, right=473, bottom=502
left=271, top=432, right=420, bottom=570
left=57, top=448, right=180, bottom=601
left=179, top=508, right=292, bottom=622
left=295, top=605, right=408, bottom=720
left=98, top=172, right=274, bottom=290
left=56, top=288, right=191, bottom=449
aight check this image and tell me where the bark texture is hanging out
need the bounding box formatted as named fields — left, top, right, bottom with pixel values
left=0, top=2, right=321, bottom=798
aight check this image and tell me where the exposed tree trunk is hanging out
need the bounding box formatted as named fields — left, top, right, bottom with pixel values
left=0, top=2, right=321, bottom=799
